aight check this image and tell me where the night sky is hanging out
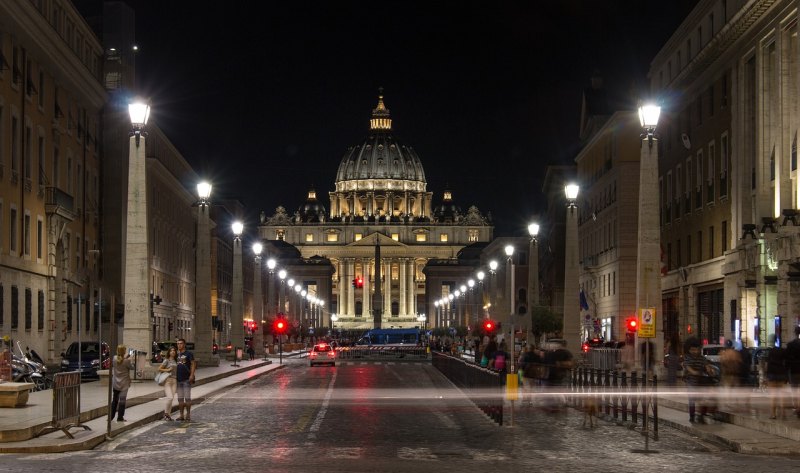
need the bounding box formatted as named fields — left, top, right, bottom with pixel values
left=120, top=0, right=698, bottom=235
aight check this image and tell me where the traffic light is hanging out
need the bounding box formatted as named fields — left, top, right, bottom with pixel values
left=626, top=316, right=638, bottom=333
left=483, top=320, right=496, bottom=333
left=273, top=317, right=288, bottom=335
left=351, top=279, right=357, bottom=288
left=581, top=342, right=590, bottom=353
left=355, top=277, right=364, bottom=288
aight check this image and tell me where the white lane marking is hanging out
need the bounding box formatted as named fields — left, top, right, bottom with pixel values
left=96, top=421, right=164, bottom=451
left=398, top=447, right=437, bottom=460
left=307, top=370, right=337, bottom=438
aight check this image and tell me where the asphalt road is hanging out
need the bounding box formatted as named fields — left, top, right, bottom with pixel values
left=2, top=357, right=799, bottom=472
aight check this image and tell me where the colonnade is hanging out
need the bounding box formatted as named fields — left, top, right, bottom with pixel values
left=336, top=257, right=417, bottom=319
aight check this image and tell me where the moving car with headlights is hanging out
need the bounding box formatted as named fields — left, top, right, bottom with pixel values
left=309, top=342, right=336, bottom=366
left=60, top=341, right=111, bottom=378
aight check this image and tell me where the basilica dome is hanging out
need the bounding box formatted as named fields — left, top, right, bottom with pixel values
left=334, top=94, right=427, bottom=192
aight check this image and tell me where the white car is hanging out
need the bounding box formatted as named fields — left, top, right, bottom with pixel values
left=702, top=344, right=725, bottom=364
left=309, top=343, right=336, bottom=367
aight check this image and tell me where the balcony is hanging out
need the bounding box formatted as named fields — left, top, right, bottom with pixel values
left=45, top=187, right=75, bottom=222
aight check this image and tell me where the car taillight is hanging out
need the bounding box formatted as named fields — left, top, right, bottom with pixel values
left=328, top=351, right=335, bottom=357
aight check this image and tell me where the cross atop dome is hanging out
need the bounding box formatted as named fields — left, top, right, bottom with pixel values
left=370, top=87, right=392, bottom=131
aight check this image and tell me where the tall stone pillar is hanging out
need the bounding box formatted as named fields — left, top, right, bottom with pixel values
left=122, top=132, right=151, bottom=359
left=231, top=234, right=245, bottom=353
left=384, top=259, right=392, bottom=317
left=347, top=259, right=355, bottom=317
left=399, top=259, right=407, bottom=316
left=363, top=259, right=371, bottom=317
left=407, top=259, right=415, bottom=316
left=563, top=201, right=580, bottom=353
left=194, top=195, right=217, bottom=366
left=338, top=260, right=347, bottom=316
left=252, top=255, right=264, bottom=357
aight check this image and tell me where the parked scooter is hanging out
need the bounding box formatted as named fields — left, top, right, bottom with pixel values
left=13, top=341, right=51, bottom=391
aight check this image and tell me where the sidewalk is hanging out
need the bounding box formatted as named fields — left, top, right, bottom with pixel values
left=653, top=390, right=800, bottom=455
left=455, top=349, right=800, bottom=455
left=0, top=351, right=302, bottom=454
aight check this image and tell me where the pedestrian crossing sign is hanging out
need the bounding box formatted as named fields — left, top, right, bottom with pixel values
left=638, top=308, right=656, bottom=338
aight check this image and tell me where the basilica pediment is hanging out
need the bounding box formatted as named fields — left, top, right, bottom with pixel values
left=347, top=232, right=407, bottom=248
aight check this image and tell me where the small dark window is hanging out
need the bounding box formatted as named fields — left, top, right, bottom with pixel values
left=38, top=290, right=45, bottom=331
left=25, top=288, right=32, bottom=331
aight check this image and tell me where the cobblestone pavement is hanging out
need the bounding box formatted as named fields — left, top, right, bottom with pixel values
left=2, top=359, right=799, bottom=472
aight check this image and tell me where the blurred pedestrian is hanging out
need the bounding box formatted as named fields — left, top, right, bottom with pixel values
left=720, top=340, right=743, bottom=410
left=493, top=341, right=509, bottom=373
left=683, top=337, right=717, bottom=423
left=786, top=326, right=800, bottom=418
left=481, top=338, right=497, bottom=368
left=765, top=335, right=787, bottom=419
left=110, top=345, right=132, bottom=422
left=158, top=346, right=178, bottom=421
left=666, top=334, right=681, bottom=386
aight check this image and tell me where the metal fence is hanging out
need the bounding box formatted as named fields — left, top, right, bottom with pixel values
left=35, top=371, right=91, bottom=438
left=569, top=367, right=658, bottom=440
left=431, top=351, right=505, bottom=425
left=335, top=346, right=429, bottom=360
left=585, top=348, right=623, bottom=371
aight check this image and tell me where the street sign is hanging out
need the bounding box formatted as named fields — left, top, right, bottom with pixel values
left=638, top=308, right=656, bottom=338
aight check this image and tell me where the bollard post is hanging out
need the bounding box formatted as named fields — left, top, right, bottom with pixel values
left=612, top=370, right=619, bottom=420
left=621, top=371, right=628, bottom=422
left=652, top=374, right=659, bottom=441
left=604, top=369, right=611, bottom=416
left=631, top=371, right=638, bottom=425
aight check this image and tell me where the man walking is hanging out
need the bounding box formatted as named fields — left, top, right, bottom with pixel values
left=175, top=338, right=196, bottom=422
left=786, top=326, right=800, bottom=418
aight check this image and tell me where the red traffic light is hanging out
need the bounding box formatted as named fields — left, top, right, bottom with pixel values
left=626, top=317, right=638, bottom=333
left=582, top=342, right=590, bottom=353
left=356, top=277, right=364, bottom=288
left=483, top=320, right=496, bottom=332
left=273, top=318, right=287, bottom=334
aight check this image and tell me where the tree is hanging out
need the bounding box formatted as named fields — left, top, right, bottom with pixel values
left=530, top=305, right=562, bottom=344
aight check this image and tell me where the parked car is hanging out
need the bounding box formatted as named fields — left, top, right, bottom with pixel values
left=702, top=344, right=725, bottom=365
left=309, top=342, right=336, bottom=367
left=60, top=341, right=111, bottom=378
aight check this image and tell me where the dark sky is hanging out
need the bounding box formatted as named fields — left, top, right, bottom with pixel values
left=121, top=0, right=698, bottom=235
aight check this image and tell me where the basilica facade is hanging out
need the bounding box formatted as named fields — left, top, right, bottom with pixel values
left=258, top=95, right=493, bottom=330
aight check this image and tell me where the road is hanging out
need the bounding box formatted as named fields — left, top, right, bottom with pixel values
left=2, top=357, right=799, bottom=472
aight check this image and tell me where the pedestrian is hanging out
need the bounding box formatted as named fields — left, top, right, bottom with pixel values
left=175, top=338, right=196, bottom=422
left=786, top=326, right=800, bottom=418
left=473, top=336, right=482, bottom=364
left=683, top=337, right=717, bottom=424
left=247, top=343, right=255, bottom=361
left=764, top=335, right=787, bottom=419
left=482, top=337, right=497, bottom=368
left=159, top=346, right=178, bottom=421
left=110, top=345, right=132, bottom=422
left=493, top=341, right=509, bottom=373
left=666, top=334, right=681, bottom=386
left=719, top=339, right=743, bottom=410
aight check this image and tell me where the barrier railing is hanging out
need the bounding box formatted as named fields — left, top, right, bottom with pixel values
left=569, top=367, right=658, bottom=441
left=431, top=351, right=504, bottom=425
left=335, top=346, right=429, bottom=360
left=585, top=348, right=623, bottom=371
left=34, top=371, right=91, bottom=438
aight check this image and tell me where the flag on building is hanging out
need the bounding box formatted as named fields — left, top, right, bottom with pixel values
left=579, top=289, right=589, bottom=311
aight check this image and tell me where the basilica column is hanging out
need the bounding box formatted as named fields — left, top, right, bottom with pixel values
left=367, top=192, right=373, bottom=216
left=399, top=259, right=407, bottom=316
left=384, top=259, right=392, bottom=317
left=407, top=259, right=416, bottom=316
left=338, top=260, right=347, bottom=317
left=363, top=259, right=371, bottom=317
left=404, top=191, right=410, bottom=216
left=415, top=192, right=423, bottom=216
left=387, top=192, right=394, bottom=216
left=347, top=258, right=356, bottom=317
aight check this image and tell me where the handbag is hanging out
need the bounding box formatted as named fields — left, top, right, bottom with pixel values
left=155, top=371, right=169, bottom=386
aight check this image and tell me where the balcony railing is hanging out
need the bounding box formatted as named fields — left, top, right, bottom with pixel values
left=45, top=186, right=75, bottom=221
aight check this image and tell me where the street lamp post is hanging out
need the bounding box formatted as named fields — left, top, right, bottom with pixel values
left=266, top=258, right=277, bottom=320
left=476, top=270, right=485, bottom=318
left=637, top=104, right=662, bottom=371
left=563, top=183, right=580, bottom=352
left=253, top=243, right=264, bottom=359
left=194, top=181, right=218, bottom=366
left=488, top=260, right=498, bottom=319
left=278, top=270, right=287, bottom=315
left=528, top=222, right=540, bottom=344
left=231, top=221, right=245, bottom=358
left=505, top=244, right=515, bottom=360
left=122, top=100, right=152, bottom=363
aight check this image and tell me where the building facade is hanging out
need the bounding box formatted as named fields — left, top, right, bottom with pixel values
left=650, top=0, right=800, bottom=348
left=0, top=0, right=105, bottom=362
left=259, top=95, right=494, bottom=330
